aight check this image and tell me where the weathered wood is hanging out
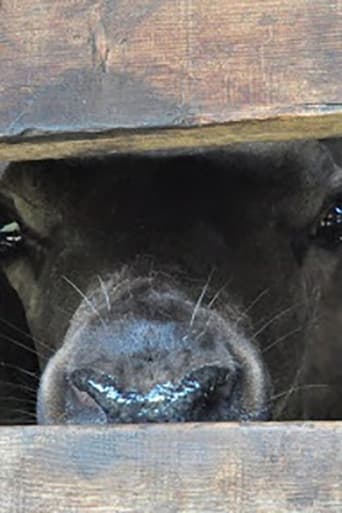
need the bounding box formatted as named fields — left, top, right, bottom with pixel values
left=0, top=0, right=341, bottom=160
left=0, top=423, right=341, bottom=512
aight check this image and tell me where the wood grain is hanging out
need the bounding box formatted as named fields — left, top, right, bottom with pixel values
left=0, top=423, right=341, bottom=512
left=0, top=0, right=341, bottom=160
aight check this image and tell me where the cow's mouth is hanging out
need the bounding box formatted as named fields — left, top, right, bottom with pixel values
left=67, top=365, right=240, bottom=423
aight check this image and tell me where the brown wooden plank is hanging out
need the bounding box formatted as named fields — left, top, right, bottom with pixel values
left=0, top=423, right=341, bottom=512
left=0, top=0, right=341, bottom=160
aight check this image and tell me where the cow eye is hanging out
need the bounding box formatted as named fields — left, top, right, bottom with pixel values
left=314, top=200, right=342, bottom=249
left=0, top=220, right=23, bottom=255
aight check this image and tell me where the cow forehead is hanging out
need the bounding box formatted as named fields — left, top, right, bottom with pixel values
left=0, top=140, right=339, bottom=209
left=208, top=140, right=337, bottom=185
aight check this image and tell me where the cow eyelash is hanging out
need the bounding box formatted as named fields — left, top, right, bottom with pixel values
left=0, top=196, right=24, bottom=256
left=0, top=216, right=48, bottom=259
left=0, top=199, right=47, bottom=258
left=312, top=196, right=342, bottom=250
left=0, top=220, right=23, bottom=254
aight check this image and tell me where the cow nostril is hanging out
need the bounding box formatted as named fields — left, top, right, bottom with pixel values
left=69, top=365, right=236, bottom=423
left=65, top=372, right=107, bottom=424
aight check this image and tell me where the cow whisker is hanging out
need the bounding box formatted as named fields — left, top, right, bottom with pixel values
left=97, top=274, right=111, bottom=312
left=0, top=315, right=50, bottom=352
left=0, top=396, right=37, bottom=405
left=0, top=379, right=37, bottom=395
left=190, top=270, right=214, bottom=327
left=271, top=383, right=331, bottom=402
left=62, top=275, right=107, bottom=328
left=0, top=332, right=48, bottom=360
left=0, top=362, right=39, bottom=381
left=0, top=408, right=36, bottom=420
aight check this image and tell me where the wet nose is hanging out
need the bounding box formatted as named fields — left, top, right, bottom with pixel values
left=60, top=313, right=271, bottom=423
left=68, top=365, right=236, bottom=423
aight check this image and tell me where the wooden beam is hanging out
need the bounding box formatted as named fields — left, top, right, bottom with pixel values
left=0, top=0, right=341, bottom=160
left=0, top=423, right=341, bottom=512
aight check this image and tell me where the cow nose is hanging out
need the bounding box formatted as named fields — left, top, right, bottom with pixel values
left=68, top=365, right=236, bottom=423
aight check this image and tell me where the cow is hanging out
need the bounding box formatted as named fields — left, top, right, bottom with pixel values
left=0, top=139, right=341, bottom=424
